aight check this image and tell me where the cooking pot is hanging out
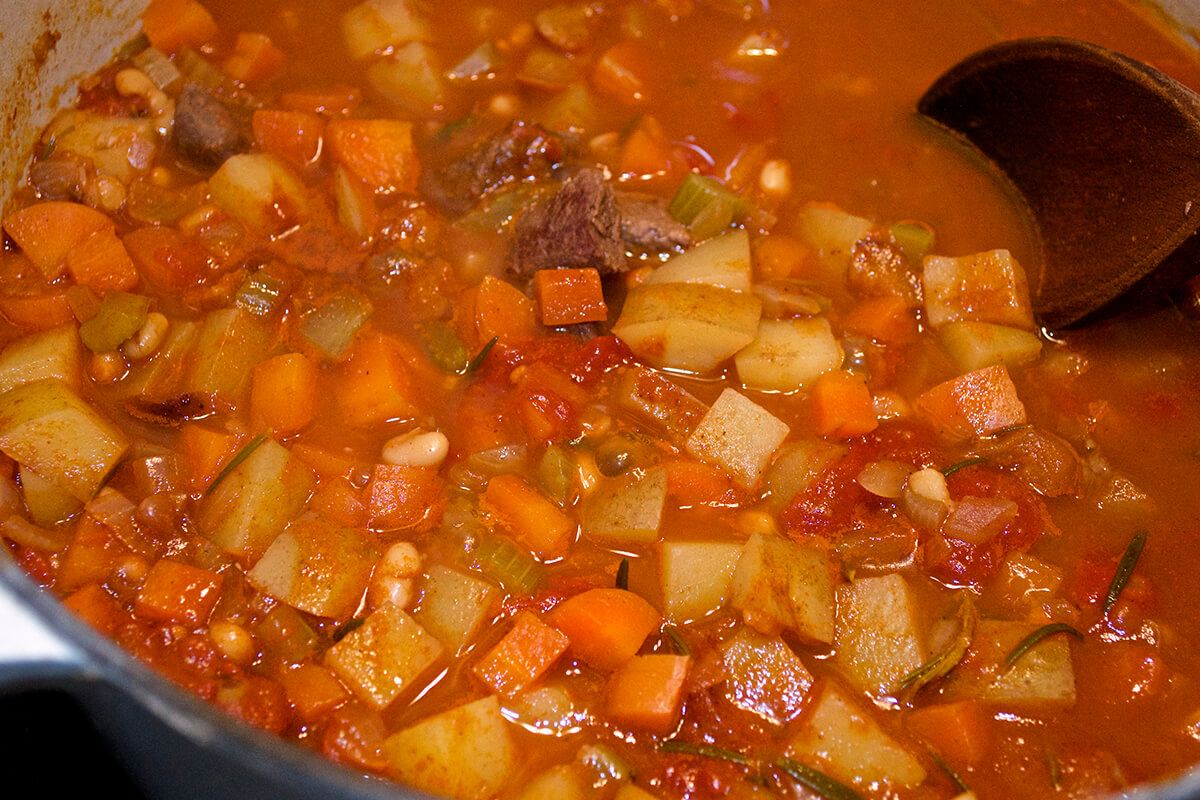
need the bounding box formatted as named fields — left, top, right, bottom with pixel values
left=3, top=2, right=1200, bottom=799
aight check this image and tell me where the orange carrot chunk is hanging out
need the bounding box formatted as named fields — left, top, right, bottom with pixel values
left=253, top=109, right=325, bottom=170
left=549, top=587, right=662, bottom=670
left=915, top=364, right=1027, bottom=438
left=326, top=119, right=419, bottom=195
left=134, top=559, right=223, bottom=625
left=905, top=700, right=992, bottom=768
left=140, top=0, right=220, bottom=53
left=535, top=268, right=608, bottom=326
left=605, top=654, right=690, bottom=734
left=483, top=473, right=576, bottom=559
left=65, top=227, right=139, bottom=294
left=3, top=202, right=114, bottom=280
left=473, top=611, right=571, bottom=697
left=223, top=32, right=286, bottom=84
left=365, top=464, right=444, bottom=530
left=250, top=351, right=318, bottom=435
left=811, top=369, right=879, bottom=438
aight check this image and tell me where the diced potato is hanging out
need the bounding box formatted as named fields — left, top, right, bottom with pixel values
left=835, top=573, right=928, bottom=697
left=0, top=378, right=130, bottom=502
left=208, top=153, right=309, bottom=234
left=797, top=203, right=874, bottom=276
left=342, top=0, right=431, bottom=61
left=0, top=324, right=83, bottom=395
left=941, top=619, right=1076, bottom=705
left=326, top=603, right=445, bottom=710
left=686, top=388, right=789, bottom=489
left=198, top=438, right=315, bottom=563
left=413, top=564, right=499, bottom=654
left=516, top=765, right=586, bottom=800
left=937, top=321, right=1043, bottom=373
left=612, top=283, right=762, bottom=374
left=729, top=530, right=835, bottom=645
left=187, top=307, right=273, bottom=411
left=382, top=695, right=517, bottom=799
left=721, top=627, right=814, bottom=725
left=641, top=229, right=752, bottom=291
left=760, top=439, right=844, bottom=512
left=923, top=249, right=1035, bottom=330
left=787, top=681, right=927, bottom=787
left=247, top=514, right=379, bottom=619
left=367, top=42, right=446, bottom=116
left=50, top=111, right=158, bottom=184
left=20, top=465, right=82, bottom=526
left=734, top=318, right=843, bottom=392
left=582, top=468, right=668, bottom=544
left=614, top=784, right=662, bottom=800
left=660, top=538, right=743, bottom=622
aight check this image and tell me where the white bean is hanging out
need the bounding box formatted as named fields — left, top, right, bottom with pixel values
left=122, top=312, right=169, bottom=360
left=759, top=158, right=792, bottom=199
left=370, top=542, right=422, bottom=610
left=209, top=621, right=256, bottom=666
left=381, top=429, right=450, bottom=467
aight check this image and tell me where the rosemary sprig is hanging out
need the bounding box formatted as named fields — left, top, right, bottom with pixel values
left=1103, top=530, right=1148, bottom=614
left=466, top=335, right=499, bottom=373
left=659, top=741, right=749, bottom=766
left=1003, top=622, right=1084, bottom=670
left=773, top=758, right=865, bottom=800
left=204, top=431, right=269, bottom=496
left=941, top=456, right=986, bottom=477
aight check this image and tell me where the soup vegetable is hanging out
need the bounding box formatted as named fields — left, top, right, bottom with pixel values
left=7, top=0, right=1200, bottom=798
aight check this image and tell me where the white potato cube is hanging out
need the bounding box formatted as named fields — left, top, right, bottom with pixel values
left=642, top=229, right=752, bottom=291
left=686, top=388, right=789, bottom=488
left=835, top=573, right=928, bottom=698
left=734, top=318, right=843, bottom=392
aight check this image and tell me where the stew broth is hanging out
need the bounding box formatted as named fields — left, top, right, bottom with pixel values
left=6, top=0, right=1200, bottom=798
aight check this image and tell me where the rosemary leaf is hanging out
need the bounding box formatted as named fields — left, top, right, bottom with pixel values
left=941, top=456, right=986, bottom=477
left=773, top=758, right=865, bottom=800
left=204, top=431, right=269, bottom=497
left=1103, top=530, right=1148, bottom=614
left=1003, top=622, right=1083, bottom=670
left=466, top=336, right=499, bottom=373
left=660, top=741, right=749, bottom=766
left=616, top=556, right=630, bottom=590
left=927, top=748, right=971, bottom=793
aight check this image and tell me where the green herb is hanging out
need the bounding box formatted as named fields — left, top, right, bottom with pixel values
left=472, top=533, right=543, bottom=595
left=927, top=748, right=970, bottom=793
left=660, top=741, right=749, bottom=766
left=941, top=456, right=986, bottom=477
left=773, top=758, right=865, bottom=800
left=332, top=617, right=366, bottom=643
left=41, top=137, right=56, bottom=160
left=663, top=625, right=691, bottom=656
left=1002, top=623, right=1083, bottom=670
left=898, top=646, right=952, bottom=692
left=1103, top=530, right=1148, bottom=614
left=615, top=557, right=630, bottom=590
left=78, top=291, right=150, bottom=353
left=419, top=321, right=471, bottom=374
left=467, top=336, right=499, bottom=372
left=667, top=173, right=752, bottom=240
left=205, top=432, right=269, bottom=497
left=235, top=270, right=289, bottom=318
left=888, top=221, right=936, bottom=261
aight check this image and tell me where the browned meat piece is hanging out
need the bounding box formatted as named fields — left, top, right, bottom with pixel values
left=429, top=120, right=567, bottom=215
left=848, top=234, right=920, bottom=306
left=508, top=167, right=627, bottom=278
left=615, top=193, right=692, bottom=253
left=173, top=83, right=250, bottom=172
left=976, top=427, right=1082, bottom=497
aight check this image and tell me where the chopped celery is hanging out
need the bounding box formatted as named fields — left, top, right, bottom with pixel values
left=298, top=291, right=373, bottom=360
left=578, top=744, right=634, bottom=782
left=537, top=444, right=576, bottom=506
left=418, top=320, right=471, bottom=373
left=254, top=603, right=319, bottom=665
left=471, top=533, right=543, bottom=595
left=235, top=269, right=290, bottom=317
left=888, top=221, right=936, bottom=261
left=78, top=291, right=150, bottom=353
left=667, top=173, right=750, bottom=240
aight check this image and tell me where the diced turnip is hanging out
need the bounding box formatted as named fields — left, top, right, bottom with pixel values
left=198, top=437, right=315, bottom=563
left=641, top=229, right=752, bottom=291
left=382, top=695, right=517, bottom=799
left=941, top=496, right=1018, bottom=545
left=342, top=0, right=431, bottom=61
left=582, top=467, right=668, bottom=544
left=685, top=388, right=789, bottom=489
left=515, top=765, right=586, bottom=800
left=610, top=367, right=708, bottom=445
left=730, top=530, right=835, bottom=645
left=922, top=249, right=1035, bottom=330
left=660, top=538, right=743, bottom=622
left=414, top=564, right=499, bottom=654
left=0, top=324, right=83, bottom=395
left=326, top=603, right=445, bottom=710
left=0, top=378, right=129, bottom=502
left=247, top=514, right=379, bottom=619
left=612, top=283, right=761, bottom=374
left=367, top=42, right=447, bottom=116
left=797, top=204, right=874, bottom=277
left=937, top=321, right=1043, bottom=372
left=787, top=681, right=927, bottom=787
left=734, top=317, right=843, bottom=392
left=208, top=153, right=309, bottom=234
left=721, top=627, right=814, bottom=725
left=835, top=573, right=928, bottom=698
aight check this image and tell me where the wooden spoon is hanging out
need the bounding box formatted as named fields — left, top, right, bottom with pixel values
left=917, top=36, right=1200, bottom=330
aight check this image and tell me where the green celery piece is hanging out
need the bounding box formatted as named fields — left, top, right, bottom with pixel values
left=186, top=307, right=272, bottom=406
left=889, top=221, right=936, bottom=261
left=78, top=291, right=150, bottom=353
left=472, top=533, right=543, bottom=595
left=418, top=320, right=471, bottom=374
left=667, top=173, right=751, bottom=239
left=298, top=291, right=373, bottom=360
left=537, top=444, right=575, bottom=506
left=235, top=270, right=289, bottom=317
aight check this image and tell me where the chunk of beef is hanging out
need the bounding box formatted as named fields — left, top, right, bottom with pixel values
left=173, top=83, right=250, bottom=172
left=615, top=193, right=692, bottom=253
left=428, top=120, right=567, bottom=215
left=508, top=167, right=627, bottom=279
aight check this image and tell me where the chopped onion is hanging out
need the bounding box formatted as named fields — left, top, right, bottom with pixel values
left=856, top=459, right=914, bottom=499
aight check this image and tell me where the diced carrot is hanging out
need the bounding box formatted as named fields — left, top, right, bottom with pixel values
left=334, top=332, right=419, bottom=428
left=365, top=464, right=444, bottom=530
left=250, top=352, right=318, bottom=435
left=915, top=364, right=1028, bottom=438
left=905, top=700, right=992, bottom=768
left=458, top=275, right=540, bottom=349
left=549, top=587, right=661, bottom=670
left=592, top=40, right=651, bottom=105
left=223, top=32, right=285, bottom=84
left=326, top=119, right=419, bottom=195
left=511, top=361, right=589, bottom=444
left=605, top=654, right=690, bottom=734
left=472, top=610, right=570, bottom=697
left=308, top=476, right=367, bottom=528
left=3, top=202, right=114, bottom=280
left=253, top=109, right=325, bottom=170
left=280, top=663, right=350, bottom=722
left=65, top=227, right=139, bottom=294
left=134, top=559, right=223, bottom=625
left=280, top=85, right=364, bottom=117
left=842, top=293, right=917, bottom=344
left=0, top=290, right=76, bottom=331
left=664, top=458, right=743, bottom=507
left=140, top=0, right=219, bottom=53
left=534, top=268, right=608, bottom=326
left=62, top=582, right=128, bottom=634
left=177, top=423, right=243, bottom=493
left=811, top=369, right=879, bottom=438
left=619, top=115, right=671, bottom=178
left=290, top=443, right=359, bottom=482
left=754, top=233, right=814, bottom=279
left=483, top=473, right=577, bottom=559
left=122, top=226, right=214, bottom=289
left=57, top=517, right=126, bottom=594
